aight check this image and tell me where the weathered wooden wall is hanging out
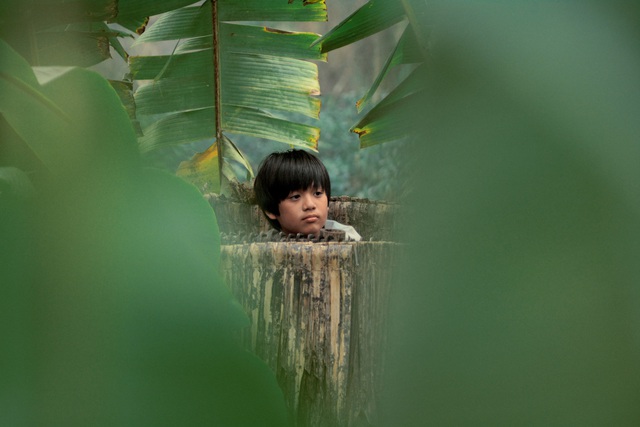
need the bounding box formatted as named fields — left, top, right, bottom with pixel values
left=211, top=187, right=401, bottom=425
left=219, top=241, right=399, bottom=426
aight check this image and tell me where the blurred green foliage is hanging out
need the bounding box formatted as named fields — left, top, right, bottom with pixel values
left=381, top=1, right=640, bottom=425
left=1, top=39, right=289, bottom=426
left=3, top=1, right=640, bottom=426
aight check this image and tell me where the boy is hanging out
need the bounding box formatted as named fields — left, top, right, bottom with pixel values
left=253, top=149, right=361, bottom=241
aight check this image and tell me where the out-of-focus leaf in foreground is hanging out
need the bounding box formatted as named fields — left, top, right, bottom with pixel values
left=0, top=39, right=288, bottom=426
left=382, top=1, right=640, bottom=425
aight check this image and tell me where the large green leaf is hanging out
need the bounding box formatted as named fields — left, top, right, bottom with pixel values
left=131, top=51, right=320, bottom=117
left=0, top=0, right=140, bottom=67
left=352, top=64, right=425, bottom=147
left=0, top=166, right=36, bottom=200
left=116, top=0, right=197, bottom=31
left=130, top=0, right=327, bottom=191
left=5, top=0, right=119, bottom=27
left=0, top=39, right=139, bottom=178
left=351, top=91, right=422, bottom=148
left=381, top=2, right=640, bottom=424
left=316, top=0, right=427, bottom=147
left=312, top=0, right=405, bottom=53
left=34, top=23, right=112, bottom=67
left=1, top=34, right=290, bottom=426
left=0, top=0, right=211, bottom=67
left=355, top=24, right=422, bottom=113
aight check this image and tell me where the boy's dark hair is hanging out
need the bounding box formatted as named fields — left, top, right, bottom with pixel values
left=254, top=149, right=331, bottom=231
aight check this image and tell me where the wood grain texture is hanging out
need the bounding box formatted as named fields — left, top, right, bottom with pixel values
left=220, top=241, right=400, bottom=426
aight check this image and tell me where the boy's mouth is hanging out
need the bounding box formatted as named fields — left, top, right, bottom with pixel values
left=302, top=215, right=320, bottom=222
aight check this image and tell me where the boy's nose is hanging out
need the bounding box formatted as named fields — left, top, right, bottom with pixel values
left=302, top=194, right=316, bottom=210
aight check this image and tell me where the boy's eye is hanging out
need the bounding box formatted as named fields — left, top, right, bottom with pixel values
left=289, top=194, right=300, bottom=200
left=314, top=190, right=324, bottom=197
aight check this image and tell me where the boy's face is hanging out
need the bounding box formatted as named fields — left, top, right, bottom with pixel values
left=266, top=187, right=328, bottom=236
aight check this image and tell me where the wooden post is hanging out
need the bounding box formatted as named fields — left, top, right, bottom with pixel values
left=209, top=189, right=402, bottom=425
left=219, top=240, right=399, bottom=426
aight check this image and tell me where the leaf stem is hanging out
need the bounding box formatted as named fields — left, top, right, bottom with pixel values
left=211, top=0, right=224, bottom=175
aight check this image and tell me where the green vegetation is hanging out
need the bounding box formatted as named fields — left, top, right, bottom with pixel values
left=0, top=36, right=289, bottom=425
left=129, top=0, right=328, bottom=193
left=144, top=91, right=408, bottom=200
left=2, top=1, right=640, bottom=426
left=382, top=2, right=640, bottom=425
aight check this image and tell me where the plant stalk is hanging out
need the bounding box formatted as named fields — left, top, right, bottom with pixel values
left=211, top=0, right=224, bottom=177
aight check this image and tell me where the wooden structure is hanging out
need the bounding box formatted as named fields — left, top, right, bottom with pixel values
left=212, top=193, right=400, bottom=426
left=207, top=193, right=401, bottom=242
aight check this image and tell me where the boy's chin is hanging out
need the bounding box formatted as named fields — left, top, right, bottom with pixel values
left=284, top=223, right=325, bottom=236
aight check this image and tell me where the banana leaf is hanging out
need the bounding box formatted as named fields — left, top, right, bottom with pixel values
left=311, top=0, right=405, bottom=53
left=0, top=0, right=210, bottom=69
left=129, top=0, right=327, bottom=193
left=315, top=0, right=428, bottom=148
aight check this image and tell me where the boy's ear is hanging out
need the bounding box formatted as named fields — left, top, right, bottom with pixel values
left=265, top=211, right=277, bottom=220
